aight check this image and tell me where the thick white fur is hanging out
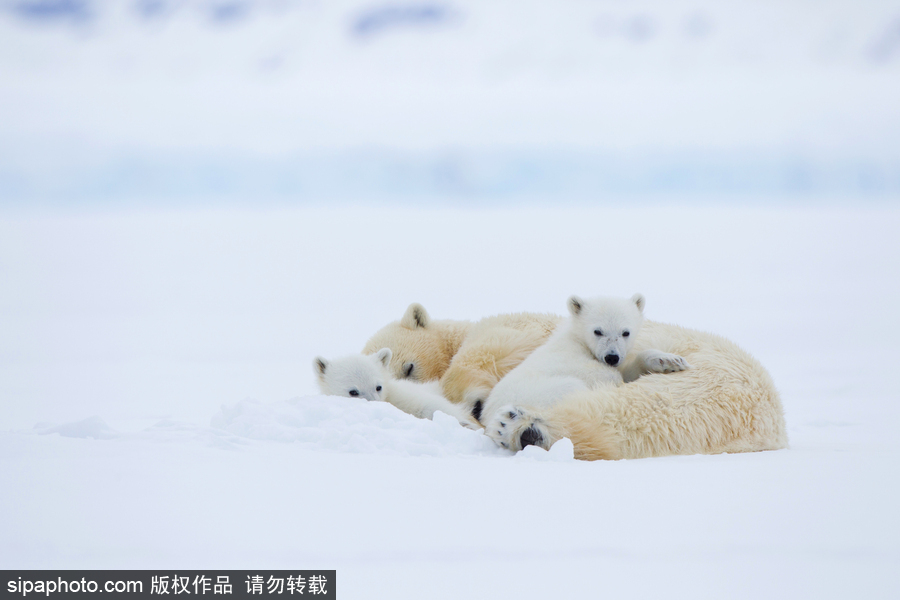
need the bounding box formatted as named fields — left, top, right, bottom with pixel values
left=482, top=294, right=690, bottom=447
left=363, top=303, right=787, bottom=461
left=481, top=296, right=638, bottom=422
left=490, top=321, right=788, bottom=459
left=362, top=303, right=473, bottom=384
left=364, top=303, right=561, bottom=419
left=313, top=349, right=477, bottom=428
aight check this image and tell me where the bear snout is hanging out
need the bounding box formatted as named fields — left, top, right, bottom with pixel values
left=604, top=354, right=619, bottom=366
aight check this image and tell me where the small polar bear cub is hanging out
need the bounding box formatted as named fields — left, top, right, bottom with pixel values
left=313, top=349, right=477, bottom=428
left=482, top=293, right=690, bottom=449
left=482, top=294, right=644, bottom=419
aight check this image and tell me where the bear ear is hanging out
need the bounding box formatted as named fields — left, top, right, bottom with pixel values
left=400, top=302, right=430, bottom=329
left=313, top=357, right=329, bottom=378
left=567, top=296, right=584, bottom=316
left=631, top=293, right=646, bottom=313
left=375, top=348, right=392, bottom=368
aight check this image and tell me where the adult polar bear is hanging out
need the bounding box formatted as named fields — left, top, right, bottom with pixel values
left=363, top=302, right=788, bottom=460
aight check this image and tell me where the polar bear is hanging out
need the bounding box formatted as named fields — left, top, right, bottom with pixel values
left=364, top=302, right=787, bottom=460
left=490, top=322, right=788, bottom=459
left=313, top=349, right=478, bottom=428
left=363, top=304, right=560, bottom=420
left=482, top=293, right=689, bottom=449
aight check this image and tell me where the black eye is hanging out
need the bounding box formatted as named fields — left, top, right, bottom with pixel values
left=376, top=385, right=382, bottom=392
left=594, top=329, right=603, bottom=337
left=348, top=390, right=359, bottom=397
left=404, top=363, right=414, bottom=378
left=622, top=331, right=630, bottom=337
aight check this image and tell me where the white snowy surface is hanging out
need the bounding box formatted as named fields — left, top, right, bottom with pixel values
left=1, top=204, right=899, bottom=598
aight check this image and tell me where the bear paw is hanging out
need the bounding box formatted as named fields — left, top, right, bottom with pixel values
left=644, top=350, right=691, bottom=374
left=485, top=406, right=551, bottom=452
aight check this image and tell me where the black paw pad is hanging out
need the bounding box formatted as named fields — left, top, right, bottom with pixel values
left=472, top=400, right=483, bottom=422
left=520, top=426, right=543, bottom=449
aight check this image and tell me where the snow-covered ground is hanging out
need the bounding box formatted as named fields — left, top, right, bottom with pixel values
left=1, top=204, right=899, bottom=598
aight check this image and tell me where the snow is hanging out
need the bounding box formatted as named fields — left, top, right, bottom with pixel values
left=2, top=1, right=899, bottom=597
left=1, top=204, right=899, bottom=599
left=210, top=396, right=507, bottom=457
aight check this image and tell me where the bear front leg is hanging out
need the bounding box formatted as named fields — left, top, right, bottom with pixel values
left=621, top=349, right=691, bottom=382
left=485, top=406, right=553, bottom=452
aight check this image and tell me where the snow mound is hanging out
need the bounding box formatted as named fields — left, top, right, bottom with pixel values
left=21, top=396, right=518, bottom=458
left=35, top=415, right=118, bottom=440
left=211, top=395, right=511, bottom=458
left=515, top=437, right=575, bottom=462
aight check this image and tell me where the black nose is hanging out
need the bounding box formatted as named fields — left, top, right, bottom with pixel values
left=520, top=426, right=543, bottom=448
left=605, top=354, right=619, bottom=366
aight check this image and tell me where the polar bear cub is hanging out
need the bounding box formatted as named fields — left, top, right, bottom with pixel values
left=313, top=349, right=477, bottom=428
left=482, top=293, right=689, bottom=449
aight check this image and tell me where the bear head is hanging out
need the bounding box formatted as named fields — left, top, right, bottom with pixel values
left=313, top=348, right=392, bottom=402
left=567, top=293, right=645, bottom=367
left=362, top=303, right=454, bottom=382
